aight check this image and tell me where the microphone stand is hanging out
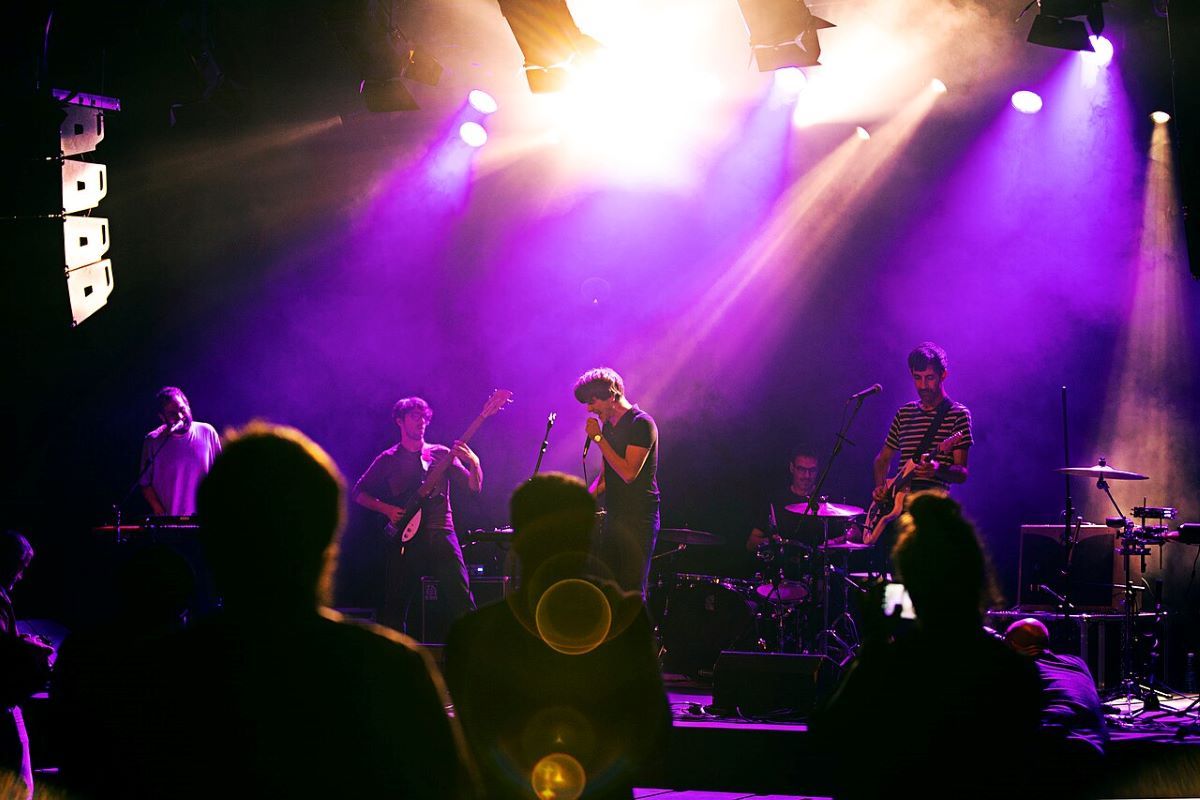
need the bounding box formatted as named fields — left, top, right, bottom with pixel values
left=1058, top=385, right=1079, bottom=618
left=808, top=392, right=871, bottom=662
left=530, top=412, right=556, bottom=479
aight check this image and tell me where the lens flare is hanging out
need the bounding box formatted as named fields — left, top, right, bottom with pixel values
left=1010, top=90, right=1044, bottom=114
left=773, top=67, right=808, bottom=95
left=534, top=579, right=612, bottom=655
left=1150, top=111, right=1171, bottom=124
left=531, top=753, right=586, bottom=800
left=468, top=90, right=499, bottom=115
left=1081, top=35, right=1114, bottom=68
left=459, top=122, right=488, bottom=147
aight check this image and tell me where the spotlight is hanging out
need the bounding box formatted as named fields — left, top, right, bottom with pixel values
left=737, top=0, right=836, bottom=71
left=855, top=126, right=871, bottom=140
left=1011, top=90, right=1044, bottom=114
left=1150, top=110, right=1171, bottom=124
left=1025, top=0, right=1106, bottom=52
left=468, top=90, right=499, bottom=115
left=498, top=0, right=603, bottom=93
left=930, top=78, right=948, bottom=94
left=459, top=121, right=488, bottom=147
left=773, top=67, right=808, bottom=94
left=1080, top=34, right=1114, bottom=66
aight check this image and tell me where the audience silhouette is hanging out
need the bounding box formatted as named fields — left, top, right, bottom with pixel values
left=813, top=491, right=1042, bottom=800
left=63, top=422, right=474, bottom=799
left=445, top=472, right=670, bottom=800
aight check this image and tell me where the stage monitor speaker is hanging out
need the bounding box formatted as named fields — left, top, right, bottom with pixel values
left=710, top=651, right=832, bottom=717
left=420, top=576, right=510, bottom=644
left=1017, top=524, right=1118, bottom=609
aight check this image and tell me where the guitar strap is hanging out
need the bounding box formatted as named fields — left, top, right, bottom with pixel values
left=913, top=398, right=953, bottom=461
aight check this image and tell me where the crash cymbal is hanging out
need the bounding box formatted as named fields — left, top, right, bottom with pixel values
left=1056, top=459, right=1148, bottom=481
left=659, top=528, right=724, bottom=546
left=784, top=501, right=866, bottom=518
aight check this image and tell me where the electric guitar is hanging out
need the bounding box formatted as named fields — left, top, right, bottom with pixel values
left=863, top=430, right=965, bottom=545
left=384, top=389, right=513, bottom=544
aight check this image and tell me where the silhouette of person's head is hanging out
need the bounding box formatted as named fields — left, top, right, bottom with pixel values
left=511, top=472, right=595, bottom=578
left=0, top=530, right=34, bottom=595
left=892, top=491, right=999, bottom=629
left=197, top=422, right=345, bottom=610
left=1004, top=617, right=1050, bottom=657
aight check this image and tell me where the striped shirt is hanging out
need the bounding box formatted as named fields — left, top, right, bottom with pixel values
left=884, top=399, right=973, bottom=492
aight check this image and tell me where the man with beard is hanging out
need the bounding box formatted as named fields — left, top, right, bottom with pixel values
left=139, top=387, right=221, bottom=517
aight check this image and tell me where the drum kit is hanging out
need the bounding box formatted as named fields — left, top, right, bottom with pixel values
left=654, top=502, right=875, bottom=678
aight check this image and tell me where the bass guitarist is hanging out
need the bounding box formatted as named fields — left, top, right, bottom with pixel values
left=353, top=396, right=482, bottom=635
left=870, top=342, right=973, bottom=548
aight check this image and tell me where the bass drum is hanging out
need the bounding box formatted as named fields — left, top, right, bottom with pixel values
left=660, top=574, right=757, bottom=678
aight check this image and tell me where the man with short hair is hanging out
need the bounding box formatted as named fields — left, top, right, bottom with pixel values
left=139, top=387, right=220, bottom=516
left=154, top=423, right=473, bottom=799
left=353, top=397, right=482, bottom=634
left=872, top=343, right=972, bottom=502
left=746, top=446, right=822, bottom=552
left=573, top=368, right=660, bottom=594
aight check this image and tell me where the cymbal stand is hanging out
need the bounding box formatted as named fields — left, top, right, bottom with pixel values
left=814, top=519, right=860, bottom=667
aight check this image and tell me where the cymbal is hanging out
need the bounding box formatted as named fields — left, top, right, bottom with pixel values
left=1056, top=461, right=1148, bottom=481
left=784, top=501, right=866, bottom=518
left=820, top=541, right=872, bottom=551
left=659, top=528, right=724, bottom=546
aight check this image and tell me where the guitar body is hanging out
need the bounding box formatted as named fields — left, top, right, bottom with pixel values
left=863, top=430, right=965, bottom=547
left=384, top=507, right=423, bottom=543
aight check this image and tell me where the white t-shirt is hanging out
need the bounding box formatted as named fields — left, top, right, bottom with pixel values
left=139, top=422, right=222, bottom=515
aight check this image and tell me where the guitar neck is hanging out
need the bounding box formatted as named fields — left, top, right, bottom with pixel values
left=418, top=414, right=487, bottom=490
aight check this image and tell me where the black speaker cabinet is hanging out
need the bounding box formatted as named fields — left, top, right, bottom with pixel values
left=710, top=651, right=833, bottom=717
left=420, top=576, right=510, bottom=644
left=1017, top=524, right=1118, bottom=609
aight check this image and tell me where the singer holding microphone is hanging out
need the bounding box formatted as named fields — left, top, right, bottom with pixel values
left=871, top=342, right=973, bottom=507
left=573, top=368, right=660, bottom=595
left=139, top=386, right=221, bottom=516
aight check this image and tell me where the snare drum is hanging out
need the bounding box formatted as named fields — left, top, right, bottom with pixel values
left=660, top=574, right=756, bottom=677
left=755, top=577, right=811, bottom=604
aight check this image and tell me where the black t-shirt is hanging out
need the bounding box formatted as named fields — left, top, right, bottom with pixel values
left=353, top=445, right=455, bottom=531
left=754, top=489, right=833, bottom=547
left=602, top=406, right=660, bottom=525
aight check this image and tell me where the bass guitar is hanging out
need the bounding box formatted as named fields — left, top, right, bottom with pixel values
left=863, top=430, right=965, bottom=546
left=384, top=388, right=513, bottom=544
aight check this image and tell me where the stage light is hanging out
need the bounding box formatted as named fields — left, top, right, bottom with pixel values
left=1150, top=110, right=1171, bottom=124
left=737, top=0, right=836, bottom=71
left=773, top=67, right=808, bottom=94
left=1026, top=0, right=1105, bottom=52
left=1080, top=34, right=1114, bottom=66
left=855, top=126, right=871, bottom=140
left=1011, top=90, right=1044, bottom=114
left=459, top=122, right=488, bottom=147
left=468, top=90, right=499, bottom=115
left=930, top=79, right=948, bottom=95
left=498, top=0, right=603, bottom=93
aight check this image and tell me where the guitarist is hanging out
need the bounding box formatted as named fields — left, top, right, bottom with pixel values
left=870, top=343, right=973, bottom=547
left=353, top=397, right=482, bottom=634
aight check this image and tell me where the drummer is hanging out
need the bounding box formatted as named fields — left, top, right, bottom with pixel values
left=746, top=446, right=829, bottom=553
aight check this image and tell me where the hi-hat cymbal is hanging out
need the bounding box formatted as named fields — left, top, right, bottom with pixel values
left=820, top=540, right=872, bottom=551
left=1056, top=461, right=1148, bottom=481
left=784, top=501, right=866, bottom=518
left=659, top=528, right=724, bottom=546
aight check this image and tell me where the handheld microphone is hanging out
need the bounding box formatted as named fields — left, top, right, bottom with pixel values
left=583, top=434, right=593, bottom=457
left=849, top=383, right=883, bottom=400
left=168, top=418, right=187, bottom=434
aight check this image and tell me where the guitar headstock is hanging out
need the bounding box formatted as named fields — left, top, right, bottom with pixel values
left=481, top=389, right=514, bottom=418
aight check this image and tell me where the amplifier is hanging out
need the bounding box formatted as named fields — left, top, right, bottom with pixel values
left=420, top=576, right=511, bottom=644
left=1017, top=524, right=1118, bottom=609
